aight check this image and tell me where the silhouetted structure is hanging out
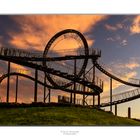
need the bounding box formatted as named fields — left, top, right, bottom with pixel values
left=0, top=29, right=139, bottom=113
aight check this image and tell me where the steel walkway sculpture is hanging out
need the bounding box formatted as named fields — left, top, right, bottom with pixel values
left=0, top=29, right=139, bottom=110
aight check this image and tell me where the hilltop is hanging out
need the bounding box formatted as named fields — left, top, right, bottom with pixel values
left=0, top=102, right=139, bottom=126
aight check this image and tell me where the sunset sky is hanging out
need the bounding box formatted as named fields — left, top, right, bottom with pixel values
left=0, top=15, right=140, bottom=118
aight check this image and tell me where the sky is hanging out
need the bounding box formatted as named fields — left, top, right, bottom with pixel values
left=0, top=15, right=140, bottom=118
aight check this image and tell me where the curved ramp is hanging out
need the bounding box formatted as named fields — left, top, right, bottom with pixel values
left=100, top=88, right=140, bottom=107
left=0, top=72, right=101, bottom=95
left=94, top=61, right=140, bottom=87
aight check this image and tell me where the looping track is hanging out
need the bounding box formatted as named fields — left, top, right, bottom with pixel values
left=43, top=29, right=89, bottom=88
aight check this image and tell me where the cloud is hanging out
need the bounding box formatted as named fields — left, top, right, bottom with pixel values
left=106, top=35, right=128, bottom=47
left=120, top=39, right=128, bottom=47
left=10, top=63, right=31, bottom=76
left=105, top=23, right=123, bottom=31
left=130, top=16, right=140, bottom=34
left=99, top=58, right=139, bottom=80
left=116, top=23, right=123, bottom=29
left=125, top=62, right=140, bottom=70
left=8, top=15, right=107, bottom=51
left=116, top=58, right=140, bottom=70
left=105, top=24, right=118, bottom=31
left=124, top=71, right=137, bottom=79
left=106, top=37, right=115, bottom=42
left=11, top=63, right=27, bottom=70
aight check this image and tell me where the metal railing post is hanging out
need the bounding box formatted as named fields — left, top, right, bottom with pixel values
left=6, top=61, right=10, bottom=103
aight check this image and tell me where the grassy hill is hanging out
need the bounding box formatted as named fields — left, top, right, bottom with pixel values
left=0, top=103, right=140, bottom=126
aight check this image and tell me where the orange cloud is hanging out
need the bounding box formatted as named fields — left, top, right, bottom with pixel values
left=8, top=15, right=107, bottom=52
left=11, top=63, right=27, bottom=70
left=117, top=60, right=140, bottom=71
left=10, top=63, right=31, bottom=75
left=10, top=63, right=31, bottom=78
left=130, top=16, right=140, bottom=34
left=123, top=71, right=137, bottom=81
left=125, top=62, right=140, bottom=70
left=107, top=59, right=139, bottom=78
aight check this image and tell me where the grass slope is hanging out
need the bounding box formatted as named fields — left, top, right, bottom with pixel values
left=0, top=106, right=140, bottom=126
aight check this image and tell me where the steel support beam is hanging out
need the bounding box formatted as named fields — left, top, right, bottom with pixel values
left=110, top=78, right=112, bottom=112
left=128, top=107, right=131, bottom=119
left=83, top=70, right=85, bottom=106
left=73, top=59, right=76, bottom=104
left=93, top=95, right=95, bottom=107
left=115, top=104, right=117, bottom=116
left=93, top=62, right=95, bottom=107
left=83, top=95, right=85, bottom=106
left=93, top=63, right=95, bottom=84
left=98, top=94, right=100, bottom=108
left=15, top=75, right=18, bottom=103
left=44, top=72, right=46, bottom=103
left=6, top=61, right=10, bottom=103
left=34, top=69, right=38, bottom=102
left=48, top=88, right=51, bottom=103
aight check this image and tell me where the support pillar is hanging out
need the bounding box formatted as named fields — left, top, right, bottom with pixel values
left=6, top=61, right=10, bottom=103
left=83, top=70, right=85, bottom=106
left=73, top=59, right=76, bottom=104
left=128, top=107, right=131, bottom=119
left=93, top=63, right=95, bottom=84
left=48, top=88, right=51, bottom=103
left=93, top=95, right=95, bottom=107
left=34, top=69, right=38, bottom=102
left=44, top=72, right=46, bottom=103
left=98, top=94, right=100, bottom=108
left=110, top=78, right=112, bottom=112
left=92, top=62, right=95, bottom=107
left=115, top=104, right=117, bottom=116
left=83, top=95, right=85, bottom=106
left=15, top=75, right=18, bottom=103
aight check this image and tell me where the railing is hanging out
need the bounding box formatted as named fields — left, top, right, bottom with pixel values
left=0, top=47, right=101, bottom=58
left=58, top=95, right=94, bottom=105
left=0, top=47, right=43, bottom=58
left=100, top=88, right=140, bottom=104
